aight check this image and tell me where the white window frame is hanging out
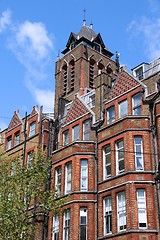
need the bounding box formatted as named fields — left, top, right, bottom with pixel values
left=83, top=120, right=90, bottom=140
left=63, top=130, right=69, bottom=146
left=103, top=145, right=111, bottom=179
left=107, top=106, right=115, bottom=124
left=14, top=132, right=20, bottom=146
left=72, top=125, right=79, bottom=141
left=134, top=66, right=144, bottom=80
left=134, top=136, right=143, bottom=170
left=80, top=159, right=88, bottom=191
left=29, top=121, right=36, bottom=137
left=104, top=196, right=112, bottom=235
left=63, top=209, right=70, bottom=240
left=116, top=140, right=124, bottom=174
left=55, top=166, right=62, bottom=194
left=89, top=94, right=95, bottom=108
left=7, top=136, right=12, bottom=150
left=119, top=100, right=128, bottom=118
left=132, top=93, right=141, bottom=115
left=117, top=192, right=126, bottom=231
left=65, top=163, right=72, bottom=194
left=52, top=215, right=59, bottom=240
left=28, top=151, right=34, bottom=167
left=137, top=189, right=147, bottom=228
left=80, top=207, right=87, bottom=240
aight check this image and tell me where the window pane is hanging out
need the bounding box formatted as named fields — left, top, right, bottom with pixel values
left=14, top=132, right=20, bottom=146
left=133, top=93, right=141, bottom=115
left=29, top=122, right=36, bottom=137
left=103, top=145, right=111, bottom=179
left=7, top=137, right=12, bottom=150
left=119, top=100, right=128, bottom=118
left=134, top=137, right=143, bottom=170
left=107, top=106, right=115, bottom=123
left=119, top=160, right=124, bottom=171
left=73, top=125, right=79, bottom=141
left=66, top=163, right=72, bottom=193
left=104, top=197, right=112, bottom=234
left=64, top=209, right=70, bottom=240
left=134, top=106, right=141, bottom=115
left=116, top=140, right=124, bottom=174
left=63, top=130, right=69, bottom=146
left=81, top=160, right=88, bottom=191
left=53, top=215, right=59, bottom=240
left=117, top=192, right=126, bottom=231
left=83, top=120, right=90, bottom=140
left=137, top=189, right=147, bottom=228
left=56, top=166, right=61, bottom=194
left=80, top=208, right=87, bottom=240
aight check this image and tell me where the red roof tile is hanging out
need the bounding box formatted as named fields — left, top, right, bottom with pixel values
left=107, top=69, right=140, bottom=101
left=8, top=111, right=21, bottom=130
left=64, top=96, right=89, bottom=125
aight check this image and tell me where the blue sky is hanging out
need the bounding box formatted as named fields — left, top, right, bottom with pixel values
left=0, top=0, right=160, bottom=130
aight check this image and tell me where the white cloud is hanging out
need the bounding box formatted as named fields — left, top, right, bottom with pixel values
left=8, top=20, right=55, bottom=112
left=148, top=0, right=160, bottom=13
left=127, top=16, right=160, bottom=61
left=34, top=88, right=54, bottom=112
left=15, top=21, right=53, bottom=60
left=25, top=77, right=54, bottom=113
left=0, top=9, right=11, bottom=33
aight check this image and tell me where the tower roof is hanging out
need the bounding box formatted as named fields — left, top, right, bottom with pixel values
left=77, top=25, right=97, bottom=41
left=62, top=23, right=113, bottom=57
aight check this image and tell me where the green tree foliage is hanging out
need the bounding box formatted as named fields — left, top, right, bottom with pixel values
left=0, top=152, right=66, bottom=240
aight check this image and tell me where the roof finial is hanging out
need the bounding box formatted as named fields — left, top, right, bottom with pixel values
left=90, top=21, right=93, bottom=29
left=83, top=9, right=86, bottom=26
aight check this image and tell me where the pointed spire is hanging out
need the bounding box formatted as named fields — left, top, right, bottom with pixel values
left=83, top=9, right=86, bottom=26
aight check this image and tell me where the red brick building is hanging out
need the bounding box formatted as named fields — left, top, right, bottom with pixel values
left=48, top=21, right=160, bottom=240
left=0, top=106, right=54, bottom=239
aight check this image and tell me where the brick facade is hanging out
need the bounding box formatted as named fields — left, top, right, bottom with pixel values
left=48, top=23, right=160, bottom=240
left=1, top=22, right=160, bottom=240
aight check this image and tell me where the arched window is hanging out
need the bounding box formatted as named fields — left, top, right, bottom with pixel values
left=89, top=58, right=95, bottom=88
left=98, top=62, right=104, bottom=74
left=62, top=63, right=68, bottom=95
left=70, top=59, right=75, bottom=91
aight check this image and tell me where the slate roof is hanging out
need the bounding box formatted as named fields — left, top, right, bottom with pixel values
left=8, top=111, right=22, bottom=130
left=107, top=68, right=141, bottom=101
left=62, top=23, right=113, bottom=57
left=63, top=95, right=90, bottom=125
left=77, top=25, right=97, bottom=41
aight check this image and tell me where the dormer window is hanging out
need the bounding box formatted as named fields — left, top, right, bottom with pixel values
left=70, top=42, right=75, bottom=50
left=93, top=43, right=101, bottom=52
left=134, top=66, right=143, bottom=80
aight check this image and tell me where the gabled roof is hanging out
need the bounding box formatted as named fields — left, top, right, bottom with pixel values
left=66, top=32, right=77, bottom=48
left=107, top=68, right=141, bottom=101
left=28, top=105, right=38, bottom=119
left=63, top=95, right=90, bottom=125
left=8, top=110, right=22, bottom=130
